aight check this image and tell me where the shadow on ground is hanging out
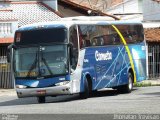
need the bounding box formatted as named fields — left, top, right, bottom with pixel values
left=143, top=92, right=160, bottom=96
left=0, top=88, right=138, bottom=106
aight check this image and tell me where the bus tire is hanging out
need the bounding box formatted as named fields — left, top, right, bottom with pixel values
left=123, top=73, right=133, bottom=93
left=37, top=96, right=46, bottom=103
left=117, top=73, right=133, bottom=93
left=79, top=78, right=89, bottom=99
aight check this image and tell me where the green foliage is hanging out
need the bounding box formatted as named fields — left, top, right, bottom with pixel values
left=134, top=82, right=152, bottom=87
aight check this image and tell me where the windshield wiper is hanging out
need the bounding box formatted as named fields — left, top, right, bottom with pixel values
left=26, top=51, right=38, bottom=77
left=26, top=49, right=53, bottom=78
left=40, top=51, right=54, bottom=76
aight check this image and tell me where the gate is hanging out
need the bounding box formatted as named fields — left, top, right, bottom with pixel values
left=0, top=44, right=14, bottom=88
left=148, top=43, right=160, bottom=79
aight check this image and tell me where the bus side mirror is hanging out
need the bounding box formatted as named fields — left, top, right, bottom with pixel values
left=7, top=50, right=10, bottom=63
left=7, top=44, right=12, bottom=63
left=7, top=44, right=16, bottom=63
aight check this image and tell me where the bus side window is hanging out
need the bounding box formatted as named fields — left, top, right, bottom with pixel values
left=115, top=25, right=144, bottom=44
left=78, top=25, right=88, bottom=48
left=91, top=38, right=97, bottom=46
left=114, top=34, right=121, bottom=44
left=79, top=25, right=96, bottom=48
left=97, top=37, right=104, bottom=46
left=78, top=26, right=83, bottom=49
left=103, top=35, right=110, bottom=45
left=69, top=26, right=79, bottom=70
left=135, top=25, right=144, bottom=42
left=84, top=34, right=91, bottom=47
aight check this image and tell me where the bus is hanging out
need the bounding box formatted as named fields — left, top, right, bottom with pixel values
left=9, top=17, right=146, bottom=103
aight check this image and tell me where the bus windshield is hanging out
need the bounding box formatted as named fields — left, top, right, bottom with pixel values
left=14, top=45, right=68, bottom=78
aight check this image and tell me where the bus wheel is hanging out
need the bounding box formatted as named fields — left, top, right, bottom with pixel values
left=37, top=96, right=46, bottom=103
left=117, top=73, right=133, bottom=93
left=124, top=73, right=133, bottom=93
left=80, top=78, right=90, bottom=99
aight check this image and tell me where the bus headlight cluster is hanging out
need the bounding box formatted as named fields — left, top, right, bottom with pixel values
left=16, top=85, right=27, bottom=89
left=55, top=81, right=70, bottom=86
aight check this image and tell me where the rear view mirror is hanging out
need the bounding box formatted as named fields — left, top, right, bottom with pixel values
left=7, top=44, right=12, bottom=63
left=7, top=43, right=16, bottom=63
left=7, top=50, right=10, bottom=63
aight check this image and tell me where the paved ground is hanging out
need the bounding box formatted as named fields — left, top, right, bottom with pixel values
left=0, top=89, right=16, bottom=97
left=0, top=86, right=160, bottom=115
left=0, top=86, right=160, bottom=120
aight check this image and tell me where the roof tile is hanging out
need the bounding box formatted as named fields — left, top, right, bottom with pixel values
left=144, top=28, right=160, bottom=42
left=0, top=2, right=61, bottom=26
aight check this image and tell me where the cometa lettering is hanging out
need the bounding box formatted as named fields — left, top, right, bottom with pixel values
left=95, top=51, right=112, bottom=61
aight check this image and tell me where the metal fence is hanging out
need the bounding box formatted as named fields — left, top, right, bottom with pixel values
left=0, top=45, right=14, bottom=88
left=148, top=43, right=160, bottom=79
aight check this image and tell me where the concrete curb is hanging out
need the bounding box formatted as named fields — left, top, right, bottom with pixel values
left=142, top=80, right=160, bottom=86
left=134, top=79, right=160, bottom=87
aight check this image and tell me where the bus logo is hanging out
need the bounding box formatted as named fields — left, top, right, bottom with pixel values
left=95, top=50, right=112, bottom=61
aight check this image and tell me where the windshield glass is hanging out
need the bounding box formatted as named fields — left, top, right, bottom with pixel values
left=14, top=45, right=68, bottom=78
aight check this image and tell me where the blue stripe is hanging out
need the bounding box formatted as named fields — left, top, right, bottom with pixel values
left=15, top=75, right=70, bottom=88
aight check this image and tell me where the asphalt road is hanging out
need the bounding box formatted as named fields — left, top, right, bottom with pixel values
left=0, top=86, right=160, bottom=119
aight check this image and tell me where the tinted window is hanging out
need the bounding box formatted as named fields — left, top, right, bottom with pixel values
left=15, top=28, right=67, bottom=45
left=115, top=24, right=144, bottom=44
left=78, top=25, right=121, bottom=48
left=69, top=26, right=79, bottom=70
left=14, top=45, right=68, bottom=78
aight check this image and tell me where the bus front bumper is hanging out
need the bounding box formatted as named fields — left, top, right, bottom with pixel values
left=16, top=83, right=71, bottom=98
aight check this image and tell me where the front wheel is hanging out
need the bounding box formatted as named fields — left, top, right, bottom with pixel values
left=37, top=96, right=46, bottom=103
left=79, top=78, right=90, bottom=99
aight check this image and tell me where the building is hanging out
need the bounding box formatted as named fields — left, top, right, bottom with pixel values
left=58, top=0, right=119, bottom=19
left=145, top=27, right=160, bottom=79
left=0, top=0, right=61, bottom=88
left=143, top=0, right=160, bottom=21
left=143, top=0, right=160, bottom=79
left=0, top=0, right=118, bottom=88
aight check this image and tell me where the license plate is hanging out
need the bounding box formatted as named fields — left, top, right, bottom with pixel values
left=37, top=90, right=46, bottom=95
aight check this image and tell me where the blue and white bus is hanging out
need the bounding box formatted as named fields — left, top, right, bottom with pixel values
left=9, top=17, right=146, bottom=103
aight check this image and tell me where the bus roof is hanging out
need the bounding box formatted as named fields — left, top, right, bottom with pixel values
left=61, top=16, right=116, bottom=21
left=18, top=16, right=142, bottom=31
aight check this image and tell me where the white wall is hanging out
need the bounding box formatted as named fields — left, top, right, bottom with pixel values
left=106, top=0, right=140, bottom=14
left=143, top=0, right=160, bottom=21
left=43, top=0, right=58, bottom=11
left=0, top=21, right=18, bottom=38
left=105, top=0, right=143, bottom=20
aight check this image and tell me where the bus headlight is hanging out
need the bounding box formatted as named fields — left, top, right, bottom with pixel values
left=55, top=81, right=70, bottom=86
left=16, top=85, right=27, bottom=89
